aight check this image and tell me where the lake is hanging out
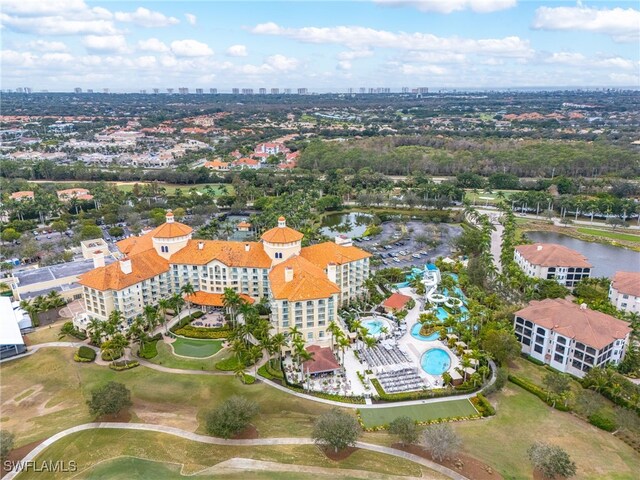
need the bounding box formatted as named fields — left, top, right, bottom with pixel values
left=526, top=231, right=640, bottom=279
left=320, top=212, right=373, bottom=237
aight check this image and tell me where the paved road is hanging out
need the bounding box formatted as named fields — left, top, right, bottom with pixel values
left=3, top=423, right=468, bottom=480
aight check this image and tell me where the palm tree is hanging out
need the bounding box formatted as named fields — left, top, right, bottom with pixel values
left=143, top=305, right=158, bottom=331
left=234, top=362, right=246, bottom=383
left=19, top=299, right=39, bottom=327
left=180, top=283, right=196, bottom=314
left=87, top=318, right=104, bottom=346
left=269, top=332, right=287, bottom=370
left=337, top=336, right=350, bottom=363
left=363, top=336, right=376, bottom=349
left=157, top=298, right=170, bottom=333
left=326, top=320, right=341, bottom=351
left=223, top=288, right=242, bottom=327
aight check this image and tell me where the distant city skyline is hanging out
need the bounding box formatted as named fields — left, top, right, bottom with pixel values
left=2, top=1, right=639, bottom=91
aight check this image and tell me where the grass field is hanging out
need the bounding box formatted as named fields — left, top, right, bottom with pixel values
left=455, top=384, right=640, bottom=479
left=464, top=189, right=517, bottom=205
left=148, top=341, right=227, bottom=370
left=358, top=399, right=477, bottom=428
left=576, top=227, right=640, bottom=243
left=0, top=348, right=338, bottom=447
left=24, top=321, right=69, bottom=345
left=21, top=430, right=432, bottom=480
left=171, top=338, right=223, bottom=358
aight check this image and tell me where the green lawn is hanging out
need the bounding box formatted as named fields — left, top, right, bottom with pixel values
left=171, top=337, right=223, bottom=358
left=576, top=227, right=640, bottom=243
left=0, top=348, right=338, bottom=448
left=148, top=341, right=228, bottom=370
left=24, top=321, right=70, bottom=345
left=455, top=384, right=640, bottom=479
left=20, top=430, right=431, bottom=480
left=464, top=189, right=517, bottom=205
left=359, top=399, right=477, bottom=428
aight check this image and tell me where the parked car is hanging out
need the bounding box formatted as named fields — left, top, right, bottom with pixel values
left=393, top=257, right=401, bottom=263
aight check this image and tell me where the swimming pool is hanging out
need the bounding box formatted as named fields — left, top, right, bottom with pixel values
left=362, top=317, right=390, bottom=336
left=411, top=323, right=440, bottom=341
left=421, top=348, right=451, bottom=375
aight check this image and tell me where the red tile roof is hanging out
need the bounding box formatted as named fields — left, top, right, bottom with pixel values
left=302, top=345, right=340, bottom=374
left=300, top=242, right=371, bottom=269
left=611, top=271, right=640, bottom=298
left=184, top=291, right=254, bottom=307
left=382, top=293, right=413, bottom=311
left=261, top=225, right=304, bottom=244
left=515, top=243, right=591, bottom=268
left=79, top=250, right=169, bottom=291
left=515, top=298, right=631, bottom=350
left=269, top=256, right=339, bottom=301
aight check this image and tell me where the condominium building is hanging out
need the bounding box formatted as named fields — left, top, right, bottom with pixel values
left=609, top=271, right=640, bottom=313
left=514, top=298, right=631, bottom=377
left=514, top=243, right=592, bottom=288
left=78, top=213, right=370, bottom=343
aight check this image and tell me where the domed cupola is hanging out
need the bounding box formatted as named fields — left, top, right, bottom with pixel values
left=152, top=210, right=193, bottom=259
left=261, top=216, right=303, bottom=264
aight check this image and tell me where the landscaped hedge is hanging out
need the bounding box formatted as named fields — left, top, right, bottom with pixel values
left=243, top=374, right=256, bottom=384
left=471, top=393, right=496, bottom=417
left=588, top=412, right=617, bottom=432
left=73, top=346, right=96, bottom=362
left=216, top=356, right=246, bottom=371
left=175, top=325, right=230, bottom=339
left=109, top=361, right=140, bottom=371
left=191, top=310, right=204, bottom=319
left=522, top=353, right=545, bottom=366
left=508, top=374, right=570, bottom=412
left=257, top=363, right=284, bottom=380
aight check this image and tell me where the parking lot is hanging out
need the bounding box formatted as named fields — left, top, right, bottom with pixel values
left=353, top=221, right=462, bottom=270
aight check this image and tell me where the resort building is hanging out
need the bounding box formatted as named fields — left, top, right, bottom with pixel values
left=514, top=243, right=592, bottom=288
left=381, top=293, right=413, bottom=314
left=56, top=188, right=94, bottom=202
left=9, top=191, right=34, bottom=201
left=0, top=297, right=30, bottom=359
left=78, top=212, right=370, bottom=344
left=608, top=271, right=640, bottom=314
left=513, top=298, right=631, bottom=377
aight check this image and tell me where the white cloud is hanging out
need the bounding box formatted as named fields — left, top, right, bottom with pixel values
left=337, top=60, right=352, bottom=71
left=83, top=35, right=128, bottom=53
left=185, top=13, right=197, bottom=26
left=545, top=52, right=635, bottom=70
left=374, top=0, right=516, bottom=14
left=114, top=7, right=179, bottom=28
left=394, top=63, right=448, bottom=75
left=337, top=49, right=373, bottom=60
left=1, top=49, right=37, bottom=67
left=226, top=45, right=248, bottom=57
left=250, top=23, right=533, bottom=58
left=170, top=39, right=214, bottom=57
left=0, top=0, right=117, bottom=35
left=137, top=38, right=170, bottom=53
left=266, top=54, right=299, bottom=71
left=533, top=6, right=640, bottom=43
left=25, top=40, right=69, bottom=52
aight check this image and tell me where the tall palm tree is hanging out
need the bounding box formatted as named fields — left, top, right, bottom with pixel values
left=269, top=332, right=287, bottom=369
left=87, top=318, right=104, bottom=345
left=180, top=283, right=196, bottom=313
left=337, top=336, right=350, bottom=363
left=157, top=298, right=170, bottom=333
left=326, top=320, right=341, bottom=351
left=223, top=288, right=242, bottom=327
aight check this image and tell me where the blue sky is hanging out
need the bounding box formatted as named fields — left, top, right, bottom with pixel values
left=2, top=1, right=638, bottom=92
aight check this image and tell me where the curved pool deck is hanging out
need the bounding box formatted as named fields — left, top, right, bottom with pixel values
left=361, top=316, right=393, bottom=336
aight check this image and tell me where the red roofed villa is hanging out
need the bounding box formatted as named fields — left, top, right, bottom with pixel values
left=514, top=243, right=592, bottom=288
left=381, top=292, right=414, bottom=313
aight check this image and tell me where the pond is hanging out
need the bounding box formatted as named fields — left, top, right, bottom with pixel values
left=526, top=231, right=640, bottom=279
left=320, top=212, right=373, bottom=237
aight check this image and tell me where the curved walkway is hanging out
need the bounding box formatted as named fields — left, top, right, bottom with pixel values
left=1, top=342, right=497, bottom=410
left=3, top=423, right=468, bottom=480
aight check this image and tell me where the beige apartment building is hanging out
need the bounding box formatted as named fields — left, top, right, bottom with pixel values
left=78, top=212, right=370, bottom=342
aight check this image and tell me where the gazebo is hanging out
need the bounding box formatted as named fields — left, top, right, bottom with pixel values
left=302, top=345, right=341, bottom=376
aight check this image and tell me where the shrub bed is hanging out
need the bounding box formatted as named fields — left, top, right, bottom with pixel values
left=138, top=340, right=159, bottom=359
left=191, top=310, right=204, bottom=319
left=216, top=356, right=247, bottom=371
left=175, top=325, right=230, bottom=339
left=74, top=346, right=96, bottom=362
left=60, top=321, right=88, bottom=340
left=109, top=361, right=140, bottom=371
left=243, top=374, right=256, bottom=384
left=471, top=393, right=495, bottom=417
left=257, top=363, right=284, bottom=380
left=101, top=350, right=123, bottom=362
left=522, top=353, right=545, bottom=366
left=588, top=412, right=617, bottom=432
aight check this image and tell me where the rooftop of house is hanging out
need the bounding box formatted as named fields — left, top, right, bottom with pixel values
left=170, top=240, right=272, bottom=268
left=302, top=345, right=340, bottom=374
left=611, top=271, right=640, bottom=298
left=79, top=250, right=169, bottom=291
left=515, top=243, right=592, bottom=268
left=261, top=217, right=304, bottom=244
left=515, top=298, right=631, bottom=350
left=184, top=291, right=254, bottom=307
left=382, top=292, right=413, bottom=310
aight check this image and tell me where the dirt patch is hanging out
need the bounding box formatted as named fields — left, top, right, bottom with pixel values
left=231, top=424, right=259, bottom=440
left=393, top=443, right=503, bottom=480
left=96, top=409, right=132, bottom=423
left=1, top=439, right=44, bottom=478
left=318, top=445, right=358, bottom=461
left=132, top=399, right=199, bottom=431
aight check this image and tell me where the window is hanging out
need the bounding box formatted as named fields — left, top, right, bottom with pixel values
left=275, top=252, right=283, bottom=259
left=534, top=344, right=543, bottom=354
left=161, top=245, right=169, bottom=253
left=307, top=332, right=313, bottom=340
